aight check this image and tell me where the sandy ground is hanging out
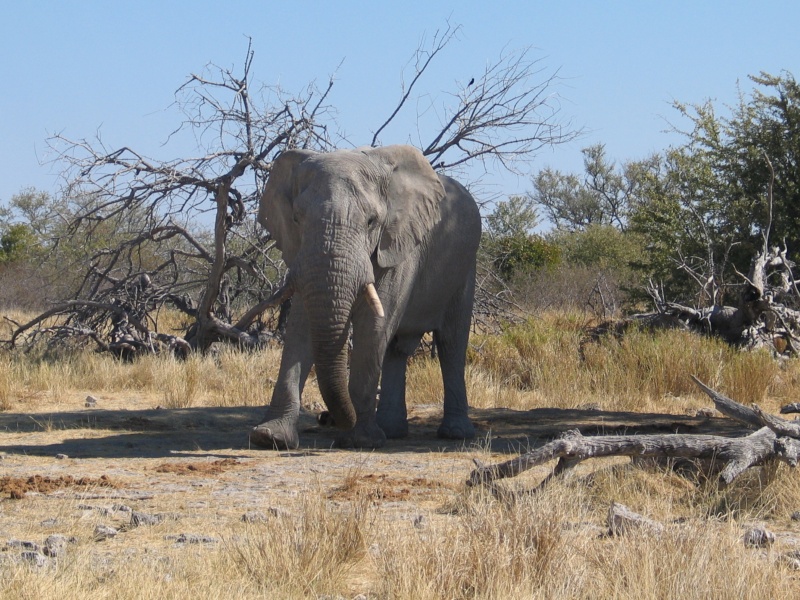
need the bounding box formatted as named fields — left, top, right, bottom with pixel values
left=0, top=392, right=750, bottom=547
left=9, top=392, right=800, bottom=600
left=0, top=395, right=764, bottom=568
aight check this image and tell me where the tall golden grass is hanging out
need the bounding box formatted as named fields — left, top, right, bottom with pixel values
left=405, top=315, right=790, bottom=415
left=0, top=344, right=283, bottom=411
left=0, top=311, right=790, bottom=414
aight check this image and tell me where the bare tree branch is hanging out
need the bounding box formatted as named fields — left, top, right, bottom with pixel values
left=12, top=29, right=580, bottom=357
left=468, top=377, right=800, bottom=490
left=371, top=23, right=460, bottom=147
left=421, top=47, right=580, bottom=173
left=16, top=41, right=338, bottom=356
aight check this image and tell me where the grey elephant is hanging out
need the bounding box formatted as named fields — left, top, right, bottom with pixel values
left=249, top=144, right=481, bottom=449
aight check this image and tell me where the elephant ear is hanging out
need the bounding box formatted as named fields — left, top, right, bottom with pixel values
left=368, top=145, right=445, bottom=268
left=258, top=149, right=317, bottom=264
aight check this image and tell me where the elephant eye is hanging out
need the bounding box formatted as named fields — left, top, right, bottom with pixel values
left=367, top=216, right=376, bottom=228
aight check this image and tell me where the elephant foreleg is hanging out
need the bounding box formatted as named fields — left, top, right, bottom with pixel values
left=376, top=335, right=422, bottom=438
left=333, top=312, right=390, bottom=449
left=250, top=300, right=313, bottom=450
left=376, top=352, right=409, bottom=438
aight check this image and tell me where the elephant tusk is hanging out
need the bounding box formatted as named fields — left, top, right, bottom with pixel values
left=363, top=283, right=385, bottom=318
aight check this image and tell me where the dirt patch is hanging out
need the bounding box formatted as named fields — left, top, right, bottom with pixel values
left=328, top=473, right=453, bottom=503
left=154, top=458, right=241, bottom=475
left=0, top=474, right=118, bottom=499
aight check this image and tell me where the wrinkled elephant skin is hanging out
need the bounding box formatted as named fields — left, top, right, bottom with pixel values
left=250, top=145, right=481, bottom=449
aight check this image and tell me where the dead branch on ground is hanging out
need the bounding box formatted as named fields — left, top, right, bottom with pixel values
left=468, top=376, right=800, bottom=490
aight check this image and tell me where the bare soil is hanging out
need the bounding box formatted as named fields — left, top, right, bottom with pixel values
left=0, top=474, right=118, bottom=500
left=0, top=393, right=759, bottom=568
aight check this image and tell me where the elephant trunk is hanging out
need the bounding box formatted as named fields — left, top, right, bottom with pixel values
left=301, top=259, right=362, bottom=430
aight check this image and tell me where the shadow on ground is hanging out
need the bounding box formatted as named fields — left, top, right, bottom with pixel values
left=0, top=403, right=753, bottom=460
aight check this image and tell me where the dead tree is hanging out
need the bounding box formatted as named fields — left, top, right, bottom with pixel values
left=373, top=23, right=578, bottom=332
left=468, top=376, right=800, bottom=491
left=6, top=31, right=578, bottom=357
left=631, top=242, right=800, bottom=355
left=6, top=42, right=335, bottom=356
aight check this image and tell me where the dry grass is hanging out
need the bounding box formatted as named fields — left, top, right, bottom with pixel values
left=452, top=316, right=791, bottom=414
left=223, top=494, right=374, bottom=597
left=0, top=343, right=284, bottom=412
left=3, top=310, right=800, bottom=598
left=2, top=310, right=790, bottom=415
left=3, top=475, right=798, bottom=599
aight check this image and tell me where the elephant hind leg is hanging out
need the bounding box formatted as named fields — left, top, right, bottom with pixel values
left=435, top=341, right=475, bottom=440
left=434, top=286, right=476, bottom=441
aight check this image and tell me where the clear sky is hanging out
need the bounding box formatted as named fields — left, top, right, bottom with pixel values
left=1, top=1, right=799, bottom=207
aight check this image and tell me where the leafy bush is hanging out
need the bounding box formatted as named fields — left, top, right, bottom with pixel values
left=549, top=224, right=642, bottom=271
left=0, top=224, right=37, bottom=263
left=486, top=233, right=561, bottom=281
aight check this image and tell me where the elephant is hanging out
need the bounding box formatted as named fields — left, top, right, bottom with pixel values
left=249, top=144, right=481, bottom=449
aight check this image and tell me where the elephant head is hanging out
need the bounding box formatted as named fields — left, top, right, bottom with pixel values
left=258, top=145, right=445, bottom=428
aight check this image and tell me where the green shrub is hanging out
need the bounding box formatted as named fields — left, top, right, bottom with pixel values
left=486, top=233, right=560, bottom=281
left=549, top=224, right=642, bottom=271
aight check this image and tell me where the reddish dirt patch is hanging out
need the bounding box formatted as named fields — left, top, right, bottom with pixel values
left=0, top=474, right=118, bottom=499
left=328, top=473, right=452, bottom=502
left=154, top=458, right=241, bottom=475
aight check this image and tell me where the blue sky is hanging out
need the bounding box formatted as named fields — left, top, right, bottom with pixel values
left=2, top=1, right=799, bottom=207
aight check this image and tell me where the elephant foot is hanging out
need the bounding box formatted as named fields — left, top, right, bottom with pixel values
left=437, top=415, right=475, bottom=440
left=376, top=414, right=409, bottom=439
left=334, top=422, right=387, bottom=449
left=249, top=418, right=300, bottom=450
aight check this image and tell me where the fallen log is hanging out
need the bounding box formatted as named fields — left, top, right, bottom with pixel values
left=468, top=427, right=800, bottom=488
left=468, top=377, right=800, bottom=489
left=607, top=502, right=664, bottom=536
